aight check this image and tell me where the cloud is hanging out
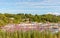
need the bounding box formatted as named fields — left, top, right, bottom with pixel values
left=0, top=9, right=41, bottom=14
left=33, top=1, right=60, bottom=6
left=46, top=12, right=60, bottom=15
left=0, top=0, right=60, bottom=14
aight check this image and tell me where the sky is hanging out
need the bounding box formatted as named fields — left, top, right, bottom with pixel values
left=0, top=0, right=60, bottom=15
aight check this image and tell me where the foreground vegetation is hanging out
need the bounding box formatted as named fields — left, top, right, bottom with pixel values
left=0, top=30, right=60, bottom=38
left=0, top=13, right=60, bottom=26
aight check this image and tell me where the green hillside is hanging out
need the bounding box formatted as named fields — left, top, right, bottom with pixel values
left=0, top=13, right=60, bottom=26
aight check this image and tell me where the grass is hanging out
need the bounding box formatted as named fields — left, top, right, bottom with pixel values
left=0, top=30, right=60, bottom=38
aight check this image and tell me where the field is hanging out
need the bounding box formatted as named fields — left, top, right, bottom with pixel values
left=0, top=30, right=60, bottom=38
left=0, top=13, right=60, bottom=38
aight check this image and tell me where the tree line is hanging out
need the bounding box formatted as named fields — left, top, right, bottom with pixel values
left=0, top=13, right=60, bottom=26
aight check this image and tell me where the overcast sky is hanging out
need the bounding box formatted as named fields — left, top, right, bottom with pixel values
left=0, top=0, right=60, bottom=15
